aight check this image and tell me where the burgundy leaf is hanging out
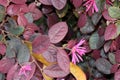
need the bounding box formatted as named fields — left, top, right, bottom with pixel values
left=104, top=23, right=117, bottom=41
left=111, top=64, right=120, bottom=73
left=29, top=3, right=42, bottom=20
left=17, top=14, right=28, bottom=26
left=32, top=35, right=50, bottom=54
left=77, top=13, right=87, bottom=28
left=102, top=9, right=116, bottom=21
left=0, top=57, right=15, bottom=73
left=11, top=0, right=26, bottom=4
left=67, top=39, right=77, bottom=49
left=47, top=13, right=59, bottom=28
left=91, top=50, right=101, bottom=60
left=7, top=4, right=29, bottom=16
left=115, top=50, right=120, bottom=63
left=114, top=69, right=120, bottom=80
left=7, top=63, right=19, bottom=80
left=0, top=42, right=6, bottom=55
left=42, top=5, right=53, bottom=14
left=48, top=22, right=68, bottom=44
left=39, top=0, right=52, bottom=5
left=13, top=62, right=36, bottom=80
left=42, top=44, right=57, bottom=63
left=51, top=0, right=67, bottom=10
left=57, top=48, right=70, bottom=73
left=43, top=64, right=69, bottom=78
left=0, top=0, right=9, bottom=7
left=72, top=0, right=82, bottom=8
left=104, top=41, right=111, bottom=52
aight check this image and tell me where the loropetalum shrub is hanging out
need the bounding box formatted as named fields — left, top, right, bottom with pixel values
left=0, top=0, right=120, bottom=80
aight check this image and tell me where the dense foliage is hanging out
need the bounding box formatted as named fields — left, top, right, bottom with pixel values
left=0, top=0, right=120, bottom=80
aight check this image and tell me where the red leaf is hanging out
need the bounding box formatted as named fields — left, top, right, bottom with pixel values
left=32, top=35, right=50, bottom=54
left=0, top=57, right=15, bottom=73
left=91, top=50, right=101, bottom=60
left=0, top=0, right=9, bottom=7
left=12, top=62, right=36, bottom=80
left=7, top=4, right=29, bottom=16
left=104, top=23, right=117, bottom=41
left=114, top=69, right=120, bottom=80
left=47, top=13, right=59, bottom=28
left=102, top=9, right=116, bottom=21
left=51, top=0, right=67, bottom=10
left=29, top=3, right=42, bottom=20
left=17, top=14, right=28, bottom=26
left=7, top=63, right=19, bottom=80
left=115, top=50, right=120, bottom=63
left=77, top=13, right=87, bottom=28
left=39, top=0, right=52, bottom=5
left=42, top=44, right=57, bottom=63
left=111, top=64, right=120, bottom=73
left=0, top=42, right=6, bottom=55
left=72, top=0, right=82, bottom=8
left=57, top=48, right=70, bottom=73
left=11, top=0, right=26, bottom=4
left=48, top=22, right=68, bottom=43
left=43, top=64, right=69, bottom=78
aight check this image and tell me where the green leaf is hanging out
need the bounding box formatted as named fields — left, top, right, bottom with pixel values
left=56, top=4, right=68, bottom=18
left=0, top=5, right=5, bottom=22
left=108, top=6, right=120, bottom=19
left=89, top=32, right=104, bottom=49
left=5, top=18, right=24, bottom=36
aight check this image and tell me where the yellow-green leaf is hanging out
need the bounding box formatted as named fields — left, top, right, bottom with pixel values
left=32, top=53, right=53, bottom=66
left=70, top=62, right=86, bottom=80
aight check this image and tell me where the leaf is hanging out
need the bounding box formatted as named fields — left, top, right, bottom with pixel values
left=72, top=0, right=82, bottom=8
left=48, top=22, right=68, bottom=43
left=5, top=18, right=24, bottom=36
left=32, top=35, right=50, bottom=54
left=108, top=52, right=116, bottom=64
left=32, top=53, right=52, bottom=66
left=0, top=57, right=15, bottom=73
left=57, top=48, right=70, bottom=73
left=11, top=0, right=26, bottom=4
left=104, top=41, right=112, bottom=52
left=39, top=0, right=52, bottom=5
left=42, top=44, right=57, bottom=63
left=70, top=62, right=86, bottom=80
left=0, top=0, right=9, bottom=7
left=95, top=58, right=112, bottom=74
left=24, top=12, right=34, bottom=23
left=104, top=23, right=118, bottom=41
left=17, top=14, right=28, bottom=26
left=43, top=64, right=69, bottom=78
left=77, top=13, right=87, bottom=28
left=89, top=32, right=104, bottom=49
left=114, top=69, right=120, bottom=80
left=56, top=4, right=68, bottom=18
left=115, top=50, right=120, bottom=63
left=108, top=6, right=120, bottom=19
left=13, top=62, right=36, bottom=80
left=80, top=17, right=95, bottom=34
left=17, top=42, right=30, bottom=64
left=7, top=63, right=19, bottom=80
left=51, top=0, right=67, bottom=10
left=0, top=42, right=6, bottom=55
left=102, top=9, right=116, bottom=21
left=0, top=73, right=5, bottom=80
left=0, top=5, right=5, bottom=22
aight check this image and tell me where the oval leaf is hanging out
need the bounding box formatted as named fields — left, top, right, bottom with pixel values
left=70, top=62, right=86, bottom=80
left=57, top=48, right=70, bottom=73
left=48, top=22, right=68, bottom=44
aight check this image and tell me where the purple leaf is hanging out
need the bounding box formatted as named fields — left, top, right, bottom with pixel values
left=48, top=22, right=68, bottom=44
left=0, top=57, right=15, bottom=73
left=57, top=48, right=70, bottom=73
left=51, top=0, right=67, bottom=10
left=32, top=35, right=50, bottom=54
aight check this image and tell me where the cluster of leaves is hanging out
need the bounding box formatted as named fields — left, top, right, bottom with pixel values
left=0, top=0, right=120, bottom=80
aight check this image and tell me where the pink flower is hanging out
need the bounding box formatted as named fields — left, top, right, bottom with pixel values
left=84, top=0, right=98, bottom=13
left=70, top=39, right=87, bottom=64
left=18, top=64, right=32, bottom=77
